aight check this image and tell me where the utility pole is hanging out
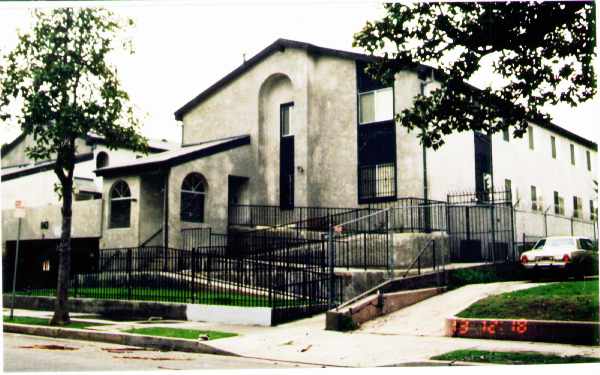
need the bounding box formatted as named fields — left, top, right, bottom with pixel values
left=11, top=201, right=25, bottom=319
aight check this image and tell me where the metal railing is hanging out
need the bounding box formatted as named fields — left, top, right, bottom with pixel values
left=13, top=245, right=343, bottom=325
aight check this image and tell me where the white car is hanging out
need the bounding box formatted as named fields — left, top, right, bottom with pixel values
left=520, top=236, right=597, bottom=277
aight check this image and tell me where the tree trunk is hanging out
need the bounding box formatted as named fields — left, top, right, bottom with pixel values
left=50, top=177, right=73, bottom=326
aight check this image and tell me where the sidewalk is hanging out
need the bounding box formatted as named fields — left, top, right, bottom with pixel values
left=4, top=281, right=600, bottom=367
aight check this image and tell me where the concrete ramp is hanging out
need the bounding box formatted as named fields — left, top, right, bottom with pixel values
left=326, top=286, right=445, bottom=331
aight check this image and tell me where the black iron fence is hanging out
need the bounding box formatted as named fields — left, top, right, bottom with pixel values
left=228, top=204, right=363, bottom=230
left=9, top=245, right=343, bottom=325
left=229, top=198, right=447, bottom=234
left=446, top=190, right=515, bottom=263
left=329, top=208, right=392, bottom=269
left=367, top=197, right=448, bottom=233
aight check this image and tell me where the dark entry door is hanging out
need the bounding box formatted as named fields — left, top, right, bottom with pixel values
left=474, top=132, right=492, bottom=199
left=280, top=136, right=294, bottom=209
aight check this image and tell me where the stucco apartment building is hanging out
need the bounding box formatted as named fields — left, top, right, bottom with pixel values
left=1, top=133, right=175, bottom=271
left=87, top=39, right=597, bottom=253
left=1, top=39, right=597, bottom=265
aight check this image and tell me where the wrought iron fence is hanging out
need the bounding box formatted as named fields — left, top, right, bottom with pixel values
left=329, top=208, right=392, bottom=270
left=10, top=245, right=343, bottom=325
left=228, top=204, right=362, bottom=230
left=367, top=197, right=448, bottom=233
left=446, top=190, right=515, bottom=263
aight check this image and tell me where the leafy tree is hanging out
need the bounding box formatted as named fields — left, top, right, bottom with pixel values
left=0, top=8, right=147, bottom=325
left=353, top=2, right=596, bottom=149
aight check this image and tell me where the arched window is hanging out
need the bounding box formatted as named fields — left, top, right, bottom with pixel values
left=96, top=152, right=109, bottom=169
left=109, top=180, right=131, bottom=228
left=181, top=173, right=207, bottom=223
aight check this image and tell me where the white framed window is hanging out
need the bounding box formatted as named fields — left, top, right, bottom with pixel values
left=181, top=173, right=207, bottom=223
left=109, top=180, right=131, bottom=228
left=358, top=87, right=393, bottom=125
left=280, top=102, right=294, bottom=137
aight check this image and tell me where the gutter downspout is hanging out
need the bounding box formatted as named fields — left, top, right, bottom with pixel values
left=420, top=72, right=434, bottom=232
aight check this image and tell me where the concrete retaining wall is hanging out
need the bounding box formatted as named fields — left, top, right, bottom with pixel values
left=326, top=287, right=445, bottom=331
left=3, top=295, right=273, bottom=326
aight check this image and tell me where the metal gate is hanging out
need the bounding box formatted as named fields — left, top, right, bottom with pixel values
left=447, top=190, right=515, bottom=263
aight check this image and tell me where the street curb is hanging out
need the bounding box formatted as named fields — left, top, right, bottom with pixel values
left=445, top=316, right=600, bottom=346
left=3, top=323, right=239, bottom=356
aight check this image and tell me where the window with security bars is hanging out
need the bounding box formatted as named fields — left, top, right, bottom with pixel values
left=181, top=173, right=207, bottom=223
left=358, top=163, right=396, bottom=201
left=109, top=180, right=131, bottom=228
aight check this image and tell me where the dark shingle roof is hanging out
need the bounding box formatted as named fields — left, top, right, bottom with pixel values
left=94, top=135, right=250, bottom=178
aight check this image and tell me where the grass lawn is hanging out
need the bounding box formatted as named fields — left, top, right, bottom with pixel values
left=457, top=279, right=599, bottom=321
left=3, top=315, right=105, bottom=329
left=17, top=288, right=304, bottom=308
left=431, top=349, right=600, bottom=365
left=123, top=327, right=237, bottom=340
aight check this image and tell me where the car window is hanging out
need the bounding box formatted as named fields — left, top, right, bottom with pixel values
left=545, top=238, right=576, bottom=247
left=533, top=239, right=546, bottom=249
left=579, top=239, right=598, bottom=251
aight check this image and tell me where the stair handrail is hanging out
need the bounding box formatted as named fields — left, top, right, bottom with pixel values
left=401, top=239, right=434, bottom=279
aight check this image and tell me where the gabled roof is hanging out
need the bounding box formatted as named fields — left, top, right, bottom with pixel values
left=175, top=38, right=597, bottom=151
left=95, top=134, right=250, bottom=178
left=1, top=153, right=94, bottom=182
left=174, top=38, right=379, bottom=121
left=1, top=131, right=177, bottom=160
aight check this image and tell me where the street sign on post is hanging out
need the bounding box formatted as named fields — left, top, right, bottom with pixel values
left=11, top=200, right=25, bottom=319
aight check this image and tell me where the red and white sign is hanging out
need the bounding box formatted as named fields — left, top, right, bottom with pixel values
left=14, top=200, right=25, bottom=218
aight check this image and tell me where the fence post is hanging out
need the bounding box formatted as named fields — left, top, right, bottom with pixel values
left=386, top=209, right=393, bottom=278
left=571, top=217, right=574, bottom=236
left=267, top=249, right=273, bottom=307
left=126, top=248, right=132, bottom=300
left=191, top=247, right=196, bottom=304
left=328, top=225, right=335, bottom=309
left=544, top=211, right=548, bottom=237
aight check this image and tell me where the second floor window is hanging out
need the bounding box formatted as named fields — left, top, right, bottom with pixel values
left=528, top=125, right=534, bottom=150
left=280, top=102, right=294, bottom=137
left=587, top=150, right=592, bottom=171
left=591, top=200, right=597, bottom=221
left=550, top=136, right=557, bottom=159
left=570, top=144, right=576, bottom=165
left=359, top=87, right=393, bottom=125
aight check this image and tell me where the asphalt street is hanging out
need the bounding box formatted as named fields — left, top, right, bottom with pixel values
left=2, top=333, right=318, bottom=372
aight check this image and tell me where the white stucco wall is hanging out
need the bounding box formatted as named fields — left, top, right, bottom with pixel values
left=493, top=122, right=597, bottom=221
left=2, top=199, right=102, bottom=241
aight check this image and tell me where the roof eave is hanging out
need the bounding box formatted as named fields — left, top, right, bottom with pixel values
left=95, top=135, right=251, bottom=178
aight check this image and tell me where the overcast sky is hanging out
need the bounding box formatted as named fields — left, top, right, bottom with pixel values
left=0, top=0, right=598, bottom=146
